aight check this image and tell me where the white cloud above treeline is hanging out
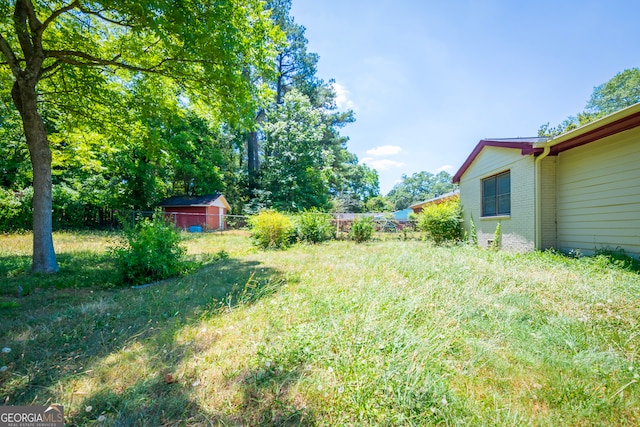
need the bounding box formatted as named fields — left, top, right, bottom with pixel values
left=361, top=158, right=405, bottom=171
left=366, top=145, right=402, bottom=156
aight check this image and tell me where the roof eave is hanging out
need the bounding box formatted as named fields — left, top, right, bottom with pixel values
left=534, top=102, right=640, bottom=154
left=452, top=140, right=539, bottom=184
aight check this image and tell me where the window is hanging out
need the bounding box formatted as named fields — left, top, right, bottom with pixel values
left=482, top=171, right=510, bottom=216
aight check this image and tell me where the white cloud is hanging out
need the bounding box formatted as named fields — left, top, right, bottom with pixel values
left=332, top=82, right=356, bottom=111
left=436, top=164, right=455, bottom=173
left=362, top=158, right=405, bottom=171
left=366, top=145, right=402, bottom=156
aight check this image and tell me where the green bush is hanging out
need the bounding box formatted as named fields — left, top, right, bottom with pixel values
left=295, top=209, right=335, bottom=244
left=249, top=210, right=294, bottom=250
left=112, top=212, right=190, bottom=285
left=0, top=187, right=32, bottom=232
left=350, top=216, right=375, bottom=243
left=593, top=247, right=640, bottom=273
left=416, top=200, right=463, bottom=244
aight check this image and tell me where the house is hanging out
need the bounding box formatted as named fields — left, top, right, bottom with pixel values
left=158, top=193, right=231, bottom=231
left=453, top=102, right=640, bottom=256
left=409, top=190, right=460, bottom=214
left=392, top=208, right=414, bottom=221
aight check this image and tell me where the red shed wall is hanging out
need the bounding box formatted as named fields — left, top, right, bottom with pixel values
left=163, top=206, right=206, bottom=229
left=206, top=206, right=219, bottom=230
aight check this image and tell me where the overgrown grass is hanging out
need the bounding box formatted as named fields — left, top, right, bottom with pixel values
left=0, top=233, right=638, bottom=426
left=0, top=230, right=254, bottom=297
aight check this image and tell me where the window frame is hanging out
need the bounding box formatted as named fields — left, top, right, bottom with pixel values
left=481, top=170, right=511, bottom=217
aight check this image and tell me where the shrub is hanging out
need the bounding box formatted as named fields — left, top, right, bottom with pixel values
left=593, top=247, right=640, bottom=273
left=416, top=200, right=462, bottom=244
left=249, top=210, right=294, bottom=249
left=469, top=215, right=478, bottom=246
left=491, top=221, right=502, bottom=250
left=112, top=212, right=190, bottom=285
left=0, top=187, right=32, bottom=232
left=295, top=209, right=335, bottom=244
left=349, top=216, right=375, bottom=243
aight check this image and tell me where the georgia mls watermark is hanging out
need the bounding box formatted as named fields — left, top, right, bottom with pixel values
left=0, top=405, right=64, bottom=427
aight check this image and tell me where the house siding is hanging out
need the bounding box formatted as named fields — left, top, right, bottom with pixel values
left=540, top=156, right=557, bottom=249
left=459, top=146, right=535, bottom=251
left=556, top=126, right=640, bottom=256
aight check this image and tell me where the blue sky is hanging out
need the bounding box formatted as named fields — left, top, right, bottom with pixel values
left=290, top=0, right=640, bottom=194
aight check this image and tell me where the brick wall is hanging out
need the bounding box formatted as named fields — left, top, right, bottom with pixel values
left=459, top=146, right=536, bottom=252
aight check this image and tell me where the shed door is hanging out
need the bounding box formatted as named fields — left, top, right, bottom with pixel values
left=556, top=128, right=640, bottom=256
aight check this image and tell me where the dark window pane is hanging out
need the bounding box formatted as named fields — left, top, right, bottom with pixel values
left=483, top=196, right=496, bottom=216
left=497, top=173, right=510, bottom=195
left=497, top=194, right=510, bottom=215
left=483, top=177, right=496, bottom=197
left=482, top=171, right=510, bottom=217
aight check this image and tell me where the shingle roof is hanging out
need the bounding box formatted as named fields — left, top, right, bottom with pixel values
left=157, top=193, right=223, bottom=207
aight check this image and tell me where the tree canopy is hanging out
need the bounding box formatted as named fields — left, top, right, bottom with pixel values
left=0, top=0, right=378, bottom=272
left=386, top=171, right=456, bottom=211
left=539, top=68, right=640, bottom=137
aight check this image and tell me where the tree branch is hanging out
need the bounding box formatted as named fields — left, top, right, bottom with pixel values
left=45, top=49, right=215, bottom=75
left=39, top=0, right=80, bottom=36
left=13, top=0, right=34, bottom=60
left=77, top=6, right=136, bottom=29
left=46, top=49, right=160, bottom=73
left=22, top=0, right=43, bottom=33
left=39, top=59, right=63, bottom=79
left=0, top=33, right=22, bottom=78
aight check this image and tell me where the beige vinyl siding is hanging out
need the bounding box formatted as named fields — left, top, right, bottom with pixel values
left=540, top=156, right=557, bottom=249
left=556, top=127, right=640, bottom=256
left=459, top=146, right=535, bottom=251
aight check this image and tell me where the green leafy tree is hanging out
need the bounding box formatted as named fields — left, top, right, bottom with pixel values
left=364, top=196, right=394, bottom=213
left=261, top=89, right=330, bottom=211
left=387, top=171, right=456, bottom=211
left=0, top=0, right=278, bottom=272
left=585, top=68, right=640, bottom=117
left=539, top=68, right=640, bottom=137
left=240, top=1, right=371, bottom=213
left=329, top=152, right=380, bottom=212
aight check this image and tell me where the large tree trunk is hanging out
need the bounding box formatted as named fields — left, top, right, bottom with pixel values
left=12, top=81, right=59, bottom=274
left=247, top=130, right=260, bottom=188
left=246, top=109, right=265, bottom=190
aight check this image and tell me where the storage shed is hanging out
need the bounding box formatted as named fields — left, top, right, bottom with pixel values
left=158, top=194, right=231, bottom=231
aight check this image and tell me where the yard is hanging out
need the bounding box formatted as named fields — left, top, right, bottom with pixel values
left=0, top=231, right=638, bottom=426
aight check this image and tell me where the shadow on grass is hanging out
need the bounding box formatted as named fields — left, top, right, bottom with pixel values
left=0, top=256, right=306, bottom=425
left=233, top=364, right=316, bottom=426
left=0, top=251, right=120, bottom=297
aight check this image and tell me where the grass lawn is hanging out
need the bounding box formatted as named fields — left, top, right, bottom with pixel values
left=0, top=231, right=639, bottom=426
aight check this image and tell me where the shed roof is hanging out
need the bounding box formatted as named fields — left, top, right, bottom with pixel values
left=158, top=193, right=231, bottom=210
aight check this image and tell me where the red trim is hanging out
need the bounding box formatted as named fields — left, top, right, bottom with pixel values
left=453, top=110, right=640, bottom=184
left=452, top=140, right=534, bottom=183
left=549, top=110, right=640, bottom=155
